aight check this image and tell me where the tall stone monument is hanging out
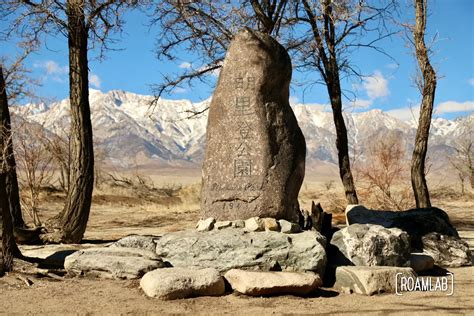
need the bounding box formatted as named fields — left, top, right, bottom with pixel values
left=201, top=28, right=306, bottom=222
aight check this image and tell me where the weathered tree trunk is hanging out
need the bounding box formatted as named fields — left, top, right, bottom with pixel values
left=302, top=0, right=359, bottom=205
left=326, top=67, right=359, bottom=205
left=0, top=173, right=18, bottom=275
left=0, top=67, right=21, bottom=274
left=0, top=66, right=25, bottom=229
left=411, top=0, right=436, bottom=208
left=57, top=0, right=94, bottom=243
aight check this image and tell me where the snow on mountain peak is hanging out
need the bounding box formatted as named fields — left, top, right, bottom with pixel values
left=12, top=90, right=470, bottom=168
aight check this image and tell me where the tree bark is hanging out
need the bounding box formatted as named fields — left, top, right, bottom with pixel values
left=0, top=66, right=25, bottom=229
left=302, top=0, right=359, bottom=205
left=58, top=0, right=94, bottom=243
left=1, top=173, right=18, bottom=274
left=0, top=67, right=21, bottom=274
left=326, top=66, right=359, bottom=205
left=411, top=0, right=436, bottom=208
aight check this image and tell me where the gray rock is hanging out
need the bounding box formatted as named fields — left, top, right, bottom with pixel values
left=330, top=224, right=411, bottom=267
left=214, top=221, right=232, bottom=230
left=335, top=266, right=417, bottom=295
left=421, top=232, right=472, bottom=267
left=197, top=218, right=216, bottom=231
left=140, top=268, right=225, bottom=300
left=64, top=247, right=165, bottom=279
left=345, top=205, right=459, bottom=248
left=232, top=220, right=245, bottom=228
left=245, top=217, right=264, bottom=232
left=224, top=269, right=322, bottom=296
left=155, top=229, right=327, bottom=275
left=410, top=253, right=435, bottom=272
left=110, top=234, right=159, bottom=253
left=201, top=28, right=306, bottom=222
left=279, top=220, right=302, bottom=234
left=20, top=244, right=95, bottom=269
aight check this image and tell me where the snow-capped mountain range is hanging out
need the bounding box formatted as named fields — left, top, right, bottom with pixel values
left=12, top=89, right=472, bottom=170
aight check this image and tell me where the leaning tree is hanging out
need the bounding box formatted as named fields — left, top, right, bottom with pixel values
left=0, top=53, right=33, bottom=231
left=1, top=0, right=141, bottom=243
left=290, top=0, right=398, bottom=205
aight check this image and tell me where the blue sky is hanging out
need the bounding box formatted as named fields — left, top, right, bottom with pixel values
left=1, top=0, right=473, bottom=121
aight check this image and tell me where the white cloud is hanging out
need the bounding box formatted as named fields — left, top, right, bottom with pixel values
left=45, top=60, right=67, bottom=75
left=346, top=98, right=373, bottom=109
left=305, top=103, right=329, bottom=111
left=35, top=60, right=68, bottom=75
left=211, top=68, right=221, bottom=77
left=289, top=96, right=329, bottom=111
left=386, top=105, right=420, bottom=122
left=179, top=62, right=192, bottom=69
left=89, top=74, right=101, bottom=88
left=436, top=101, right=474, bottom=113
left=469, top=78, right=474, bottom=86
left=386, top=63, right=399, bottom=70
left=198, top=61, right=222, bottom=77
left=34, top=60, right=68, bottom=84
left=289, top=96, right=299, bottom=106
left=172, top=87, right=187, bottom=94
left=362, top=70, right=390, bottom=99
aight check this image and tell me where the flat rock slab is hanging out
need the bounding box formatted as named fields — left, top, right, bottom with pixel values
left=154, top=229, right=327, bottom=275
left=140, top=268, right=225, bottom=300
left=20, top=244, right=99, bottom=269
left=224, top=269, right=322, bottom=296
left=330, top=224, right=411, bottom=267
left=64, top=247, right=165, bottom=279
left=334, top=266, right=417, bottom=296
left=345, top=205, right=459, bottom=248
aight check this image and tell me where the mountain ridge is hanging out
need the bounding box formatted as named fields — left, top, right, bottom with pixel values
left=12, top=89, right=472, bottom=170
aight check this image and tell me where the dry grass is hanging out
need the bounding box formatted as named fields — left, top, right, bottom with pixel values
left=17, top=168, right=473, bottom=241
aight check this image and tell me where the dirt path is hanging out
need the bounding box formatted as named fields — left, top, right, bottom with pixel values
left=1, top=266, right=472, bottom=315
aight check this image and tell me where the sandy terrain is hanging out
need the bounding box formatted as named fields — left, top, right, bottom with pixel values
left=1, top=267, right=473, bottom=315
left=1, top=173, right=473, bottom=315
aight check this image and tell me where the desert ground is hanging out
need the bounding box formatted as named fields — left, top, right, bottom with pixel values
left=1, top=169, right=473, bottom=315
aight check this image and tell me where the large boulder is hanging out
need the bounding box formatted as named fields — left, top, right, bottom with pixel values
left=330, top=224, right=410, bottom=267
left=334, top=266, right=417, bottom=296
left=64, top=247, right=165, bottom=279
left=201, top=28, right=306, bottom=222
left=345, top=205, right=459, bottom=248
left=154, top=229, right=326, bottom=275
left=224, top=269, right=322, bottom=296
left=422, top=232, right=472, bottom=268
left=140, top=268, right=225, bottom=300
